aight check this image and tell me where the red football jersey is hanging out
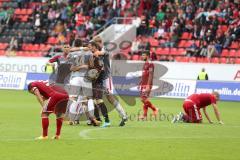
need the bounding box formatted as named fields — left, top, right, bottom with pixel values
left=187, top=93, right=217, bottom=109
left=30, top=81, right=55, bottom=99
left=141, top=61, right=154, bottom=86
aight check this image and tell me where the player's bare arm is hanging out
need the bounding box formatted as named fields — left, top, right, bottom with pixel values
left=32, top=88, right=45, bottom=107
left=203, top=107, right=213, bottom=124
left=70, top=64, right=89, bottom=72
left=146, top=67, right=154, bottom=90
left=212, top=103, right=224, bottom=124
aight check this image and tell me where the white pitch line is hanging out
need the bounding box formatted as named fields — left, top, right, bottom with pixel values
left=78, top=126, right=240, bottom=140
left=79, top=128, right=106, bottom=139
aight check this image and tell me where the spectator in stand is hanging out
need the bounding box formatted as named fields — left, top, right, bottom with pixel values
left=207, top=41, right=217, bottom=58
left=223, top=31, right=232, bottom=48
left=34, top=14, right=42, bottom=29
left=150, top=48, right=157, bottom=61
left=186, top=40, right=199, bottom=57
left=131, top=37, right=140, bottom=55
left=199, top=41, right=208, bottom=57
left=157, top=23, right=165, bottom=39
left=9, top=37, right=18, bottom=51
left=156, top=8, right=165, bottom=22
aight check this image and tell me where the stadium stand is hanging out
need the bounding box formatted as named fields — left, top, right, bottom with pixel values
left=0, top=0, right=239, bottom=63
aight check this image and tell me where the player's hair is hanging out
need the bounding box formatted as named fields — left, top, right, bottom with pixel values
left=93, top=36, right=102, bottom=44
left=27, top=83, right=33, bottom=92
left=90, top=41, right=101, bottom=50
left=212, top=91, right=220, bottom=99
left=74, top=38, right=82, bottom=47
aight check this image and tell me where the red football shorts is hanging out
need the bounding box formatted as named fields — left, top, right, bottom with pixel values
left=183, top=100, right=202, bottom=123
left=42, top=92, right=69, bottom=114
left=140, top=85, right=152, bottom=99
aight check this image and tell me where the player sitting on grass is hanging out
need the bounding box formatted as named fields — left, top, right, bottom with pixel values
left=172, top=92, right=224, bottom=124
left=28, top=81, right=69, bottom=140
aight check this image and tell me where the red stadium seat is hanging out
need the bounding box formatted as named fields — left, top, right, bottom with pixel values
left=197, top=57, right=210, bottom=63
left=149, top=38, right=159, bottom=47
left=181, top=32, right=190, bottom=39
left=221, top=49, right=229, bottom=57
left=177, top=48, right=186, bottom=55
left=221, top=25, right=228, bottom=32
left=211, top=57, right=219, bottom=63
left=178, top=40, right=187, bottom=48
left=229, top=42, right=239, bottom=49
left=0, top=50, right=5, bottom=56
left=156, top=48, right=164, bottom=55
left=235, top=59, right=240, bottom=64
left=169, top=48, right=178, bottom=55
left=185, top=40, right=193, bottom=48
left=188, top=57, right=197, bottom=62
left=47, top=37, right=58, bottom=44
left=237, top=50, right=240, bottom=57
left=14, top=8, right=21, bottom=15
left=219, top=58, right=227, bottom=64
left=26, top=9, right=33, bottom=15
left=132, top=55, right=140, bottom=60
left=229, top=50, right=236, bottom=57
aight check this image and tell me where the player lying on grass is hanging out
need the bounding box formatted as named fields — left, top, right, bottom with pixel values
left=28, top=80, right=69, bottom=140
left=172, top=92, right=224, bottom=124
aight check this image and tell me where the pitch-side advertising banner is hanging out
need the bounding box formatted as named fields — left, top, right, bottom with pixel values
left=195, top=81, right=240, bottom=101
left=0, top=57, right=239, bottom=81
left=0, top=57, right=48, bottom=73
left=0, top=72, right=27, bottom=90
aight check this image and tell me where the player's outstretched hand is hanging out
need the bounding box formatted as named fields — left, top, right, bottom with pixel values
left=219, top=121, right=224, bottom=125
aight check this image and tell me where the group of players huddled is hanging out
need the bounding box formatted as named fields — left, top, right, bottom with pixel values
left=27, top=36, right=224, bottom=140
left=28, top=36, right=128, bottom=140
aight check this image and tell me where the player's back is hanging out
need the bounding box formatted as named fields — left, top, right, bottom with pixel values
left=70, top=50, right=92, bottom=77
left=188, top=93, right=216, bottom=108
left=30, top=81, right=54, bottom=98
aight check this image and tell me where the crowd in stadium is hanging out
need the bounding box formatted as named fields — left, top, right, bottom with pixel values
left=0, top=0, right=239, bottom=63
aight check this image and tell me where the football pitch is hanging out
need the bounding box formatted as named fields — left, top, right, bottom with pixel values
left=0, top=90, right=240, bottom=160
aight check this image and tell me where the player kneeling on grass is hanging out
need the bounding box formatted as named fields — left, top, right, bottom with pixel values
left=28, top=81, right=69, bottom=140
left=172, top=92, right=224, bottom=124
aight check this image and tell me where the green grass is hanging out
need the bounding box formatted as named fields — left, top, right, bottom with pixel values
left=0, top=90, right=240, bottom=160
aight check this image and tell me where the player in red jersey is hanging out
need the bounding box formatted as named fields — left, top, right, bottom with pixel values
left=138, top=51, right=158, bottom=120
left=172, top=92, right=224, bottom=124
left=28, top=81, right=69, bottom=140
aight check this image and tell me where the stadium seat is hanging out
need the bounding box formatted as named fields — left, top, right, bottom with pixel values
left=14, top=8, right=21, bottom=15
left=237, top=50, right=240, bottom=57
left=169, top=48, right=178, bottom=55
left=221, top=25, right=228, bottom=32
left=0, top=50, right=5, bottom=56
left=132, top=55, right=140, bottom=60
left=235, top=59, right=240, bottom=64
left=47, top=37, right=58, bottom=44
left=176, top=48, right=186, bottom=55
left=149, top=38, right=159, bottom=47
left=181, top=32, right=190, bottom=39
left=178, top=40, right=187, bottom=48
left=197, top=57, right=210, bottom=63
left=229, top=50, right=237, bottom=57
left=219, top=58, right=227, bottom=64
left=221, top=49, right=229, bottom=57
left=211, top=57, right=219, bottom=63
left=188, top=57, right=197, bottom=62
left=229, top=42, right=239, bottom=49
left=156, top=48, right=164, bottom=55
